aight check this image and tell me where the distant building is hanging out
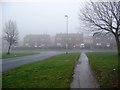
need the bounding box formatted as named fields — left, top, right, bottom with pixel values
left=55, top=33, right=83, bottom=49
left=23, top=34, right=51, bottom=48
left=84, top=35, right=93, bottom=49
left=93, top=32, right=116, bottom=49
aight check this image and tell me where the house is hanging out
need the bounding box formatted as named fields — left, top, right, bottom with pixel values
left=93, top=32, right=116, bottom=49
left=84, top=35, right=93, bottom=49
left=23, top=34, right=51, bottom=48
left=55, top=33, right=83, bottom=49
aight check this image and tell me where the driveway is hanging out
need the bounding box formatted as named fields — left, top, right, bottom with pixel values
left=2, top=51, right=64, bottom=72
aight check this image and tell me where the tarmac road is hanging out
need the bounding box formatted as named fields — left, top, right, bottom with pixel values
left=2, top=51, right=64, bottom=72
left=2, top=49, right=112, bottom=72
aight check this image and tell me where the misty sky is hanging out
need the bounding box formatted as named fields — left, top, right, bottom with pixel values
left=1, top=0, right=90, bottom=39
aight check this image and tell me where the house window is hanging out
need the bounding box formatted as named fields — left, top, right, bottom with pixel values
left=106, top=43, right=110, bottom=47
left=57, top=38, right=61, bottom=40
left=96, top=43, right=101, bottom=46
left=73, top=45, right=76, bottom=48
left=34, top=44, right=37, bottom=47
left=25, top=43, right=28, bottom=46
left=96, top=37, right=100, bottom=39
left=25, top=43, right=29, bottom=47
left=57, top=43, right=61, bottom=46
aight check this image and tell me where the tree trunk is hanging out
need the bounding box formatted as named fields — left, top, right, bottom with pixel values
left=115, top=36, right=120, bottom=56
left=7, top=43, right=11, bottom=54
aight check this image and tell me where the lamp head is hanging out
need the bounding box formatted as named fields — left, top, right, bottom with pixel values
left=65, top=15, right=68, bottom=17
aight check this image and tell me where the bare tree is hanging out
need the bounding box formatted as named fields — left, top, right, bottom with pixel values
left=3, top=20, right=18, bottom=54
left=79, top=1, right=120, bottom=56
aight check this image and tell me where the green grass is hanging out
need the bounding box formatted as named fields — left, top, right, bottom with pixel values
left=86, top=52, right=119, bottom=88
left=0, top=54, right=1, bottom=59
left=0, top=72, right=1, bottom=88
left=2, top=52, right=40, bottom=59
left=2, top=53, right=80, bottom=88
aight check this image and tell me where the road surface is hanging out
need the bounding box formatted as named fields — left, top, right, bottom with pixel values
left=2, top=51, right=64, bottom=72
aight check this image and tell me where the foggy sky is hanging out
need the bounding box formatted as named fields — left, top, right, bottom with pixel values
left=1, top=0, right=89, bottom=40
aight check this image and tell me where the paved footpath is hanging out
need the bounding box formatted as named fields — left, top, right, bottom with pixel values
left=70, top=52, right=99, bottom=88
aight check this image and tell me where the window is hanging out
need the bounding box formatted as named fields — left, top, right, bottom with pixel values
left=96, top=43, right=101, bottom=46
left=57, top=38, right=61, bottom=40
left=34, top=44, right=37, bottom=47
left=96, top=37, right=100, bottom=39
left=106, top=43, right=110, bottom=47
left=57, top=43, right=61, bottom=46
left=25, top=43, right=29, bottom=47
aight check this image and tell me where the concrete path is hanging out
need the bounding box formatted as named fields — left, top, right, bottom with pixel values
left=2, top=51, right=64, bottom=72
left=70, top=52, right=99, bottom=88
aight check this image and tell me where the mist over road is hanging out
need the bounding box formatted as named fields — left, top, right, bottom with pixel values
left=2, top=51, right=64, bottom=72
left=2, top=49, right=116, bottom=72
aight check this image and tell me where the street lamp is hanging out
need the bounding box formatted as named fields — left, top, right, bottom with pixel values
left=65, top=15, right=68, bottom=54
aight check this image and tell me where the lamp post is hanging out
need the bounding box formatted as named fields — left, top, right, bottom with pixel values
left=65, top=15, right=68, bottom=54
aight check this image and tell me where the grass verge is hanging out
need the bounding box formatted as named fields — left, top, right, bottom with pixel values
left=3, top=53, right=80, bottom=88
left=0, top=72, right=1, bottom=89
left=0, top=54, right=1, bottom=59
left=2, top=52, right=40, bottom=59
left=86, top=52, right=119, bottom=88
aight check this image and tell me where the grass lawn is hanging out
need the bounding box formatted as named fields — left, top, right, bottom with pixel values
left=2, top=52, right=40, bottom=59
left=3, top=53, right=80, bottom=88
left=0, top=54, right=1, bottom=59
left=86, top=52, right=119, bottom=88
left=0, top=72, right=1, bottom=88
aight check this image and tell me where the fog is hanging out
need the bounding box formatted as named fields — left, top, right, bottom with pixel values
left=1, top=0, right=90, bottom=40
